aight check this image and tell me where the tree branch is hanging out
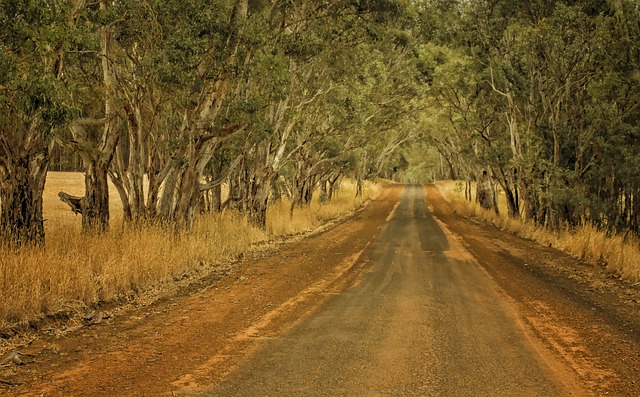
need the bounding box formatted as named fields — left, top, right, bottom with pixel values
left=58, top=192, right=83, bottom=215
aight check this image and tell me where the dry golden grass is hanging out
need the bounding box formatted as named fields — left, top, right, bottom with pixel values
left=267, top=179, right=383, bottom=236
left=0, top=211, right=266, bottom=329
left=435, top=180, right=640, bottom=282
left=0, top=173, right=383, bottom=329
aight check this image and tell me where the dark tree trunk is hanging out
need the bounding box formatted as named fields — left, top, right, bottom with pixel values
left=504, top=185, right=519, bottom=217
left=174, top=166, right=200, bottom=229
left=241, top=148, right=276, bottom=230
left=59, top=159, right=114, bottom=234
left=210, top=183, right=222, bottom=212
left=477, top=171, right=495, bottom=211
left=83, top=160, right=111, bottom=233
left=319, top=178, right=329, bottom=204
left=0, top=156, right=49, bottom=247
left=247, top=176, right=272, bottom=230
left=518, top=176, right=536, bottom=221
left=327, top=172, right=341, bottom=200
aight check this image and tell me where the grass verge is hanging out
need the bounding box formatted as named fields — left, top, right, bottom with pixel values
left=435, top=180, right=640, bottom=283
left=0, top=174, right=384, bottom=332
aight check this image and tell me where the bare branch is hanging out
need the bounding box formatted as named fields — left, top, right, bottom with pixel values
left=58, top=192, right=83, bottom=215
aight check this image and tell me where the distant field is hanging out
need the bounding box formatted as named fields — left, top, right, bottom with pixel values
left=43, top=172, right=122, bottom=226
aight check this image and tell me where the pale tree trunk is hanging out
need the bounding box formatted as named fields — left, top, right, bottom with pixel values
left=59, top=1, right=120, bottom=234
left=164, top=0, right=249, bottom=228
left=289, top=159, right=306, bottom=218
left=490, top=68, right=532, bottom=219
left=109, top=99, right=149, bottom=224
left=90, top=0, right=119, bottom=233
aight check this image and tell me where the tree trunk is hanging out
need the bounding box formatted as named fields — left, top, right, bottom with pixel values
left=356, top=177, right=363, bottom=198
left=503, top=185, right=518, bottom=217
left=476, top=170, right=495, bottom=211
left=109, top=100, right=148, bottom=224
left=247, top=167, right=274, bottom=230
left=60, top=1, right=120, bottom=233
left=83, top=160, right=111, bottom=233
left=211, top=183, right=222, bottom=212
left=0, top=155, right=49, bottom=246
left=319, top=177, right=329, bottom=204
left=327, top=173, right=341, bottom=200
left=157, top=168, right=178, bottom=220
left=174, top=166, right=200, bottom=229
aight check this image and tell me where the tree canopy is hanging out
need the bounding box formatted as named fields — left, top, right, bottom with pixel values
left=1, top=0, right=639, bottom=245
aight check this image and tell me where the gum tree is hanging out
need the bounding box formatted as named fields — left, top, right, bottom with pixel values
left=0, top=0, right=74, bottom=245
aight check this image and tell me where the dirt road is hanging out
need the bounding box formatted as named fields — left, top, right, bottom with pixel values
left=205, top=184, right=579, bottom=396
left=2, top=184, right=639, bottom=396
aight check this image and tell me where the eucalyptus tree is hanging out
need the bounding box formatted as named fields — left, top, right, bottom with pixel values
left=56, top=0, right=123, bottom=234
left=419, top=0, right=640, bottom=231
left=221, top=0, right=415, bottom=227
left=0, top=0, right=76, bottom=245
left=56, top=0, right=253, bottom=229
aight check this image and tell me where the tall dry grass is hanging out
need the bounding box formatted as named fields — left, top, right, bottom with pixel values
left=267, top=178, right=383, bottom=236
left=0, top=173, right=383, bottom=330
left=436, top=180, right=640, bottom=282
left=0, top=212, right=266, bottom=329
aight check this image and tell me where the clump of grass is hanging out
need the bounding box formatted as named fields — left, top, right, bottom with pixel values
left=556, top=224, right=640, bottom=281
left=435, top=180, right=640, bottom=282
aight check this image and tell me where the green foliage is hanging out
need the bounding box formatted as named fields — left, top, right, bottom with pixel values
left=417, top=0, right=640, bottom=231
left=11, top=0, right=638, bottom=237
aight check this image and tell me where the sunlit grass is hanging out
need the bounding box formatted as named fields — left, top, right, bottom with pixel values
left=0, top=173, right=384, bottom=329
left=267, top=179, right=383, bottom=236
left=435, top=180, right=640, bottom=282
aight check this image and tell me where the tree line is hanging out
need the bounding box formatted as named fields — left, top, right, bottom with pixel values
left=3, top=0, right=639, bottom=248
left=422, top=0, right=640, bottom=233
left=0, top=0, right=422, bottom=246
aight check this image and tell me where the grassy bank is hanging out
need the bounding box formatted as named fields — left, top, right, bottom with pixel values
left=0, top=173, right=383, bottom=330
left=435, top=180, right=640, bottom=283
